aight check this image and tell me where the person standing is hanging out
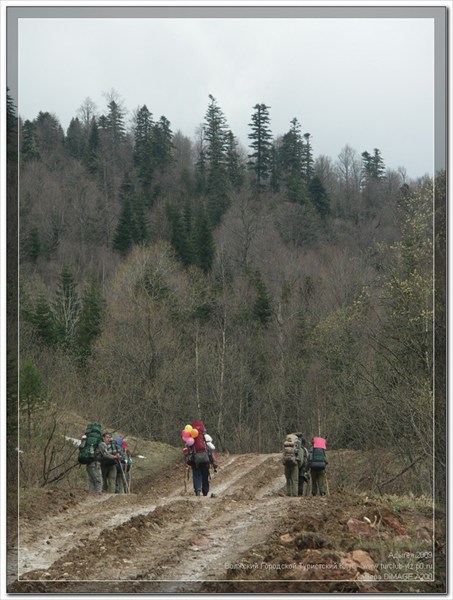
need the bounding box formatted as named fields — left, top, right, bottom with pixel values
left=83, top=434, right=103, bottom=494
left=295, top=433, right=309, bottom=496
left=99, top=432, right=120, bottom=493
left=308, top=437, right=328, bottom=496
left=282, top=433, right=302, bottom=496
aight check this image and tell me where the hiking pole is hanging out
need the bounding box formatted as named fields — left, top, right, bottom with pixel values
left=118, top=460, right=130, bottom=494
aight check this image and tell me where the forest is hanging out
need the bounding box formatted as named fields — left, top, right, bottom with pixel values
left=6, top=90, right=445, bottom=499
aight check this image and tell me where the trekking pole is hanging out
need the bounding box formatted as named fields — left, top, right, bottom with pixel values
left=118, top=460, right=130, bottom=494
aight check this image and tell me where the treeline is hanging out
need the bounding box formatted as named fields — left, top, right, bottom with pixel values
left=8, top=90, right=440, bottom=496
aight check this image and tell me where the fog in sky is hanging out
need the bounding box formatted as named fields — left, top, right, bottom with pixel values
left=18, top=15, right=434, bottom=179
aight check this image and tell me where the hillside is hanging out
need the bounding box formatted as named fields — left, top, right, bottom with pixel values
left=8, top=447, right=445, bottom=594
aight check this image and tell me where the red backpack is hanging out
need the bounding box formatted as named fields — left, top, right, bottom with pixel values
left=191, top=420, right=210, bottom=465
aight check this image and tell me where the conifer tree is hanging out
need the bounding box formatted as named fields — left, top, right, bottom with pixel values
left=225, top=130, right=245, bottom=190
left=308, top=175, right=331, bottom=219
left=301, top=132, right=314, bottom=180
left=113, top=199, right=136, bottom=256
left=85, top=117, right=100, bottom=174
left=133, top=105, right=154, bottom=192
left=203, top=95, right=230, bottom=224
left=193, top=206, right=215, bottom=273
left=248, top=103, right=273, bottom=193
left=29, top=294, right=55, bottom=346
left=21, top=120, right=40, bottom=162
left=153, top=115, right=174, bottom=169
left=76, top=275, right=104, bottom=366
left=66, top=117, right=85, bottom=160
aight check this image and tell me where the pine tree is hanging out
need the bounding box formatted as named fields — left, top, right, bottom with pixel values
left=203, top=95, right=230, bottom=224
left=21, top=120, right=40, bottom=162
left=66, top=117, right=85, bottom=160
left=113, top=199, right=136, bottom=256
left=85, top=117, right=100, bottom=174
left=248, top=103, right=273, bottom=193
left=153, top=115, right=174, bottom=169
left=30, top=294, right=55, bottom=346
left=225, top=130, right=245, bottom=190
left=301, top=132, right=314, bottom=180
left=309, top=175, right=330, bottom=218
left=166, top=204, right=192, bottom=266
left=133, top=105, right=154, bottom=192
left=193, top=206, right=215, bottom=273
left=76, top=275, right=104, bottom=367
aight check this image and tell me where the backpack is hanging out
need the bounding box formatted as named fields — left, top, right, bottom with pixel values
left=78, top=422, right=102, bottom=465
left=101, top=438, right=122, bottom=467
left=309, top=447, right=327, bottom=471
left=191, top=420, right=211, bottom=466
left=282, top=433, right=301, bottom=466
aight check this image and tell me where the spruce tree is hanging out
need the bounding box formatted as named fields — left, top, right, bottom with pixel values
left=248, top=103, right=273, bottom=193
left=301, top=132, right=314, bottom=180
left=66, top=117, right=85, bottom=160
left=193, top=206, right=215, bottom=273
left=30, top=294, right=55, bottom=346
left=133, top=105, right=154, bottom=192
left=309, top=175, right=330, bottom=219
left=252, top=270, right=273, bottom=327
left=225, top=130, right=245, bottom=190
left=21, top=120, right=40, bottom=162
left=76, top=275, right=104, bottom=367
left=203, top=95, right=230, bottom=224
left=113, top=199, right=136, bottom=256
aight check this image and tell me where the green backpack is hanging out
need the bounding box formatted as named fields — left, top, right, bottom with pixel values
left=78, top=422, right=102, bottom=464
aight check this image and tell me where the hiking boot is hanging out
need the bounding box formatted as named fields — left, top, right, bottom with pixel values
left=195, top=490, right=201, bottom=496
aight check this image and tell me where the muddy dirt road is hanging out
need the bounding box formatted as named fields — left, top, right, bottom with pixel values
left=8, top=452, right=442, bottom=594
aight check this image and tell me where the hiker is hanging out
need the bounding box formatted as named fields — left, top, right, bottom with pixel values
left=113, top=435, right=132, bottom=493
left=282, top=433, right=302, bottom=496
left=78, top=422, right=103, bottom=494
left=99, top=432, right=121, bottom=493
left=295, top=433, right=309, bottom=496
left=308, top=436, right=328, bottom=496
left=184, top=420, right=218, bottom=497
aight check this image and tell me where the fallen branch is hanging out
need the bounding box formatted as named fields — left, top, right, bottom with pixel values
left=380, top=456, right=423, bottom=488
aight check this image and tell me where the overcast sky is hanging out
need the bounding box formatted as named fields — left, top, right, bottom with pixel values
left=17, top=14, right=435, bottom=179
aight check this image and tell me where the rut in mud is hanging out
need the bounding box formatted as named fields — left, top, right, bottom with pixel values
left=8, top=450, right=443, bottom=595
left=12, top=453, right=290, bottom=592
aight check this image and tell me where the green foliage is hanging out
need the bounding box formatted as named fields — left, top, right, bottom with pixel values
left=76, top=275, right=105, bottom=367
left=51, top=265, right=81, bottom=350
left=309, top=175, right=331, bottom=218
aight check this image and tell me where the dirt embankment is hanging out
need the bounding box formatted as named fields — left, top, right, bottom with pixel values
left=8, top=451, right=445, bottom=594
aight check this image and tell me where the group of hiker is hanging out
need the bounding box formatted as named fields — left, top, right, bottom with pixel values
left=78, top=423, right=132, bottom=494
left=282, top=433, right=328, bottom=497
left=79, top=420, right=328, bottom=499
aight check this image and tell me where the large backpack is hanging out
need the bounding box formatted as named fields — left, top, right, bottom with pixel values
left=309, top=447, right=327, bottom=471
left=101, top=438, right=122, bottom=467
left=191, top=420, right=210, bottom=466
left=78, top=422, right=102, bottom=464
left=282, top=433, right=301, bottom=466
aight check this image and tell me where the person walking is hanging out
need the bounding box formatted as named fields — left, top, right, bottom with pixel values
left=282, top=433, right=302, bottom=496
left=185, top=420, right=218, bottom=497
left=308, top=436, right=328, bottom=496
left=99, top=432, right=121, bottom=493
left=295, top=433, right=309, bottom=496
